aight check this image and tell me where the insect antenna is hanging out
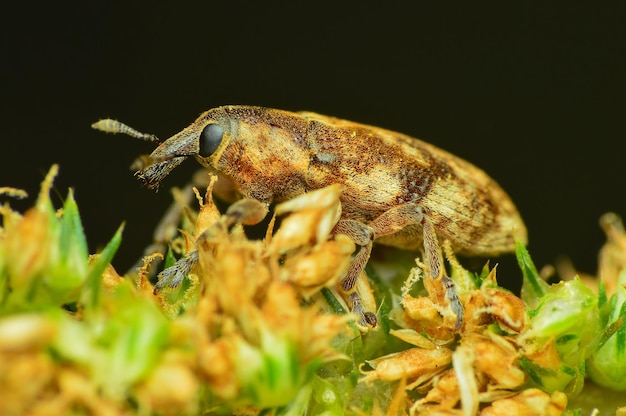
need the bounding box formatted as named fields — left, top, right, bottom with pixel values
left=91, top=118, right=160, bottom=143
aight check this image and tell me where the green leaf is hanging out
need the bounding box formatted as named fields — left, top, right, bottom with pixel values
left=587, top=271, right=626, bottom=391
left=518, top=356, right=577, bottom=393
left=522, top=278, right=601, bottom=394
left=235, top=326, right=323, bottom=410
left=58, top=189, right=89, bottom=274
left=52, top=281, right=169, bottom=399
left=83, top=222, right=124, bottom=310
left=43, top=189, right=89, bottom=305
left=516, top=241, right=549, bottom=308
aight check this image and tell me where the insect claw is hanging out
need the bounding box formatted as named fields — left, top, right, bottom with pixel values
left=441, top=275, right=464, bottom=330
left=153, top=250, right=199, bottom=293
left=363, top=312, right=378, bottom=328
left=350, top=292, right=377, bottom=328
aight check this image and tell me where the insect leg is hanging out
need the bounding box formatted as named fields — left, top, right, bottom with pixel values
left=368, top=204, right=464, bottom=330
left=333, top=219, right=374, bottom=292
left=420, top=214, right=464, bottom=330
left=332, top=219, right=376, bottom=326
left=126, top=184, right=196, bottom=279
left=154, top=197, right=268, bottom=292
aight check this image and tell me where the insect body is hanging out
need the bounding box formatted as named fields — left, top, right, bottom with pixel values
left=97, top=106, right=527, bottom=329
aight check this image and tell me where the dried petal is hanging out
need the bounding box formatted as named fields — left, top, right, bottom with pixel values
left=471, top=335, right=525, bottom=389
left=361, top=346, right=451, bottom=386
left=479, top=389, right=567, bottom=416
left=271, top=184, right=342, bottom=252
left=0, top=314, right=55, bottom=351
left=286, top=235, right=355, bottom=295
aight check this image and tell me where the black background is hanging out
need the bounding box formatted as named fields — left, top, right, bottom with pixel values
left=2, top=2, right=624, bottom=288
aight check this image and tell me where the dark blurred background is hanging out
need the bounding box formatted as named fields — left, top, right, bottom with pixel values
left=2, top=2, right=624, bottom=289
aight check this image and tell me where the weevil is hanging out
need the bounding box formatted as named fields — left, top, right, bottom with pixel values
left=94, top=106, right=527, bottom=329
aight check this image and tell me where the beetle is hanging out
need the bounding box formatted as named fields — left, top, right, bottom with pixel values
left=94, top=105, right=527, bottom=329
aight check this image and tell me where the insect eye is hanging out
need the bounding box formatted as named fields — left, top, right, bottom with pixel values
left=198, top=123, right=224, bottom=157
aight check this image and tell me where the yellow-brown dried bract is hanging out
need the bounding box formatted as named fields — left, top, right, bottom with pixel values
left=481, top=286, right=528, bottom=333
left=191, top=174, right=222, bottom=240
left=0, top=314, right=56, bottom=352
left=595, top=212, right=626, bottom=296
left=197, top=339, right=238, bottom=400
left=135, top=353, right=199, bottom=414
left=401, top=295, right=456, bottom=342
left=469, top=334, right=526, bottom=389
left=284, top=235, right=355, bottom=295
left=408, top=333, right=529, bottom=415
left=420, top=369, right=461, bottom=409
left=0, top=350, right=57, bottom=415
left=360, top=346, right=452, bottom=387
left=480, top=389, right=567, bottom=416
left=0, top=187, right=28, bottom=199
left=374, top=239, right=553, bottom=415
left=3, top=208, right=51, bottom=282
left=147, top=181, right=353, bottom=408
